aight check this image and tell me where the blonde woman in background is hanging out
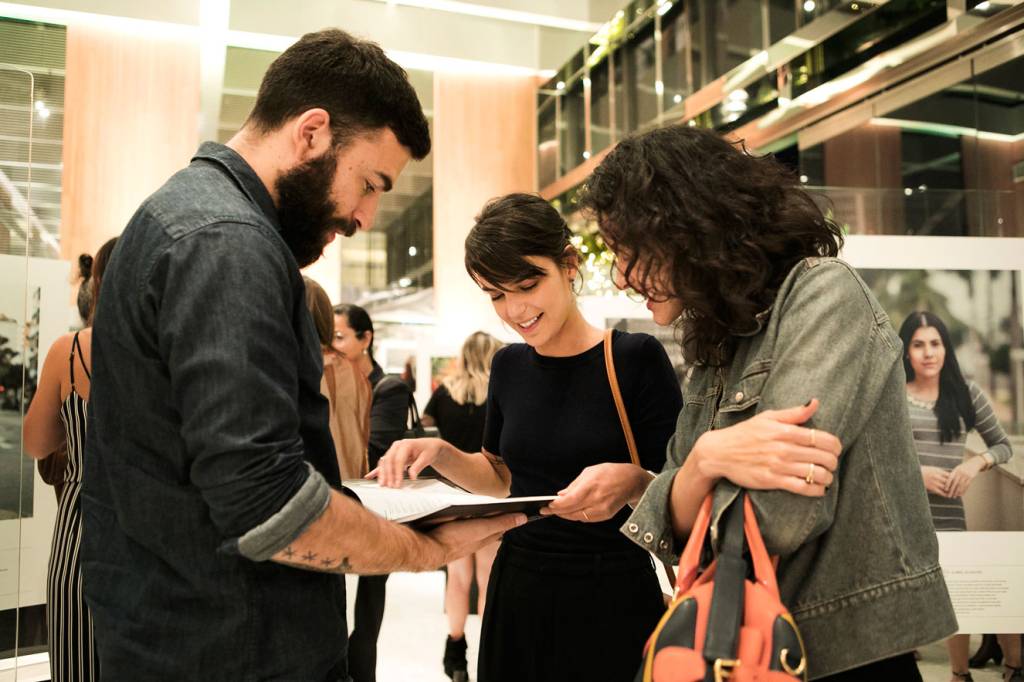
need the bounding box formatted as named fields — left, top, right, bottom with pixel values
left=303, top=277, right=372, bottom=480
left=423, top=331, right=504, bottom=682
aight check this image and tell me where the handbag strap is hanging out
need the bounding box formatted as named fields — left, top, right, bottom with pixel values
left=703, top=491, right=747, bottom=664
left=603, top=329, right=678, bottom=588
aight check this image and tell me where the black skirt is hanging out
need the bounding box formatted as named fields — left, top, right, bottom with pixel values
left=478, top=540, right=665, bottom=682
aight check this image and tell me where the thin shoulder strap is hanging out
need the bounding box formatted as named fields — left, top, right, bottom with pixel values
left=604, top=328, right=678, bottom=587
left=604, top=329, right=639, bottom=467
left=71, top=331, right=91, bottom=384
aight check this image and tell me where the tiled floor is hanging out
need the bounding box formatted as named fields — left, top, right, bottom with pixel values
left=354, top=572, right=1013, bottom=682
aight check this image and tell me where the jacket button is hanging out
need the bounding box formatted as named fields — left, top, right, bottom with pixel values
left=627, top=523, right=639, bottom=534
left=642, top=532, right=654, bottom=544
left=658, top=540, right=669, bottom=550
left=734, top=391, right=744, bottom=402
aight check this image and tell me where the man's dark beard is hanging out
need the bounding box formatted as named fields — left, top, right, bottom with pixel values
left=274, top=150, right=356, bottom=268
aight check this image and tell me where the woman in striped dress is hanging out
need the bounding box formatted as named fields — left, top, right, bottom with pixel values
left=898, top=311, right=1020, bottom=682
left=24, top=237, right=117, bottom=682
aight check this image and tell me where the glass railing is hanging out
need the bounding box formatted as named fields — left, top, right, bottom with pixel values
left=808, top=186, right=1021, bottom=238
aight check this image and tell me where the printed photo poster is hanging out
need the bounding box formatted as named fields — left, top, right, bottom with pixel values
left=845, top=235, right=1024, bottom=633
left=0, top=253, right=70, bottom=611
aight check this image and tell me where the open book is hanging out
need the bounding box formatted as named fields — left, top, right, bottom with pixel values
left=343, top=478, right=555, bottom=526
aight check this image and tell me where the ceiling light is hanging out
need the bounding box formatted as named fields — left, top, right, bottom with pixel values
left=673, top=94, right=683, bottom=104
left=408, top=246, right=418, bottom=257
left=370, top=0, right=603, bottom=33
left=803, top=0, right=816, bottom=11
left=556, top=81, right=566, bottom=91
left=399, top=277, right=413, bottom=288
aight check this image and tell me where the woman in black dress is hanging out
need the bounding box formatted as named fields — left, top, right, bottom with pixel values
left=374, top=194, right=682, bottom=682
left=423, top=331, right=504, bottom=680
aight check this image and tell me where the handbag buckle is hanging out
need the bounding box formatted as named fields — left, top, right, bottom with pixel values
left=713, top=658, right=741, bottom=682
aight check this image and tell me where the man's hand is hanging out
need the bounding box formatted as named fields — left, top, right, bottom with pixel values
left=422, top=514, right=525, bottom=568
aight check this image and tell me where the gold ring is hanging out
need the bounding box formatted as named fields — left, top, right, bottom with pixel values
left=805, top=463, right=815, bottom=485
left=809, top=428, right=817, bottom=448
left=582, top=510, right=591, bottom=522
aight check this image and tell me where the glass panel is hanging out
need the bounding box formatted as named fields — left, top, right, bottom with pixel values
left=711, top=0, right=766, bottom=77
left=624, top=22, right=658, bottom=131
left=791, top=0, right=946, bottom=99
left=537, top=93, right=558, bottom=188
left=0, top=18, right=67, bottom=663
left=794, top=59, right=1024, bottom=238
left=559, top=75, right=587, bottom=172
left=659, top=2, right=689, bottom=115
left=385, top=185, right=433, bottom=292
left=590, top=56, right=613, bottom=155
left=769, top=0, right=798, bottom=46
left=611, top=45, right=630, bottom=142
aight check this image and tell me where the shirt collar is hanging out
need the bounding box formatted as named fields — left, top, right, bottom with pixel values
left=734, top=306, right=773, bottom=337
left=191, top=142, right=282, bottom=233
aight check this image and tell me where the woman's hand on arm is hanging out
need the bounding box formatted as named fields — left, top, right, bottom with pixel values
left=542, top=463, right=654, bottom=522
left=668, top=399, right=840, bottom=535
left=920, top=465, right=952, bottom=497
left=946, top=456, right=986, bottom=498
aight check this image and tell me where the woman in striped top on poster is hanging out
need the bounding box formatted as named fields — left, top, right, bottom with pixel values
left=898, top=310, right=1020, bottom=682
left=23, top=237, right=118, bottom=682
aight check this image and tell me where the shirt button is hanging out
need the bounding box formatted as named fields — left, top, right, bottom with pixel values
left=734, top=391, right=744, bottom=402
left=642, top=532, right=654, bottom=544
left=627, top=523, right=639, bottom=534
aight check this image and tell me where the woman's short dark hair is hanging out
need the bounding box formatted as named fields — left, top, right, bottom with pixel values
left=465, top=193, right=576, bottom=290
left=303, top=277, right=334, bottom=348
left=578, top=125, right=843, bottom=366
left=333, top=303, right=375, bottom=360
left=88, top=237, right=118, bottom=324
left=898, top=311, right=975, bottom=443
left=76, top=253, right=94, bottom=324
left=246, top=28, right=430, bottom=160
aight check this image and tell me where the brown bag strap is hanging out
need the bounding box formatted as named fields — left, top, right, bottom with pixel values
left=603, top=329, right=678, bottom=589
left=604, top=329, right=640, bottom=467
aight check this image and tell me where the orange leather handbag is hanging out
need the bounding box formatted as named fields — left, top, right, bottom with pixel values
left=636, top=491, right=807, bottom=682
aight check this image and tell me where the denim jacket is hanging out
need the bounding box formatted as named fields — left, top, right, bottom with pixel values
left=622, top=258, right=957, bottom=679
left=82, top=143, right=346, bottom=680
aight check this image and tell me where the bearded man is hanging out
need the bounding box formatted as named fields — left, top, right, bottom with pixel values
left=82, top=29, right=521, bottom=681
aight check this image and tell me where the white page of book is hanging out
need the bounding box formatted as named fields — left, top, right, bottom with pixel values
left=344, top=479, right=531, bottom=523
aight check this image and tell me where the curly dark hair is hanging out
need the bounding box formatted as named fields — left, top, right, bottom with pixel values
left=578, top=125, right=843, bottom=366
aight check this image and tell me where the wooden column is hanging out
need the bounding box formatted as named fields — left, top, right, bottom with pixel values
left=431, top=73, right=538, bottom=348
left=60, top=23, right=200, bottom=261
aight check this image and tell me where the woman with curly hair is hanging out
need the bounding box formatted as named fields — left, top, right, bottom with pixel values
left=578, top=124, right=958, bottom=681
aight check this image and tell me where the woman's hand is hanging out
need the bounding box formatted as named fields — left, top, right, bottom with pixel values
left=946, top=457, right=986, bottom=498
left=692, top=399, right=841, bottom=497
left=920, top=466, right=952, bottom=497
left=368, top=438, right=450, bottom=488
left=541, top=463, right=653, bottom=522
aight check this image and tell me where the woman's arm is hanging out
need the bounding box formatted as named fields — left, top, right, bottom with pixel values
left=947, top=382, right=1014, bottom=497
left=371, top=440, right=510, bottom=498
left=23, top=335, right=71, bottom=459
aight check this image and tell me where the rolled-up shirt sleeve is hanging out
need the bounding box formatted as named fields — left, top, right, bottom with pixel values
left=148, top=222, right=329, bottom=559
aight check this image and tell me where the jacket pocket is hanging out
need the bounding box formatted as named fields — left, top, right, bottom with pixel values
left=716, top=359, right=772, bottom=427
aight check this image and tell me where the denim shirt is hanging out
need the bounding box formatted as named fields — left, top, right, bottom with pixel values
left=82, top=143, right=347, bottom=680
left=623, top=258, right=957, bottom=679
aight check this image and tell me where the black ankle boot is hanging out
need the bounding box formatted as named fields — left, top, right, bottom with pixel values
left=969, top=634, right=1003, bottom=669
left=443, top=635, right=469, bottom=682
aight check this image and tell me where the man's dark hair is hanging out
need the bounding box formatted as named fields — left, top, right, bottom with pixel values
left=247, top=28, right=430, bottom=159
left=579, top=125, right=843, bottom=366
